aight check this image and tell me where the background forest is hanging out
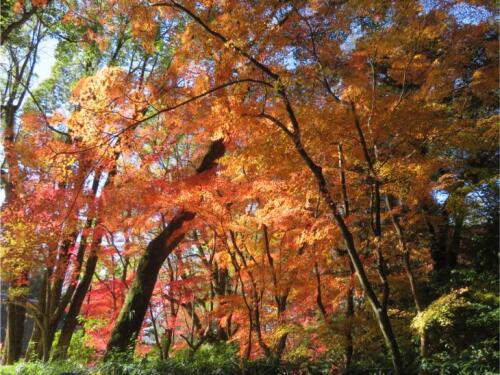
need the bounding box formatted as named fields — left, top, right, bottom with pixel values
left=0, top=0, right=498, bottom=374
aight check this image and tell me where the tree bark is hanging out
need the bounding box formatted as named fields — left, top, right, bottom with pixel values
left=105, top=210, right=195, bottom=354
left=53, top=250, right=98, bottom=359
left=337, top=142, right=355, bottom=369
left=385, top=195, right=427, bottom=358
left=1, top=103, right=25, bottom=365
left=123, top=3, right=404, bottom=370
left=161, top=328, right=174, bottom=359
left=263, top=225, right=289, bottom=360
left=289, top=123, right=403, bottom=374
left=345, top=263, right=355, bottom=369
left=105, top=139, right=225, bottom=355
left=2, top=302, right=26, bottom=364
left=1, top=24, right=42, bottom=363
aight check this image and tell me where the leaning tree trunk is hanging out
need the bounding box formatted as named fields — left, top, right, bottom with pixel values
left=53, top=251, right=98, bottom=359
left=151, top=5, right=402, bottom=371
left=105, top=139, right=224, bottom=356
left=105, top=211, right=195, bottom=354
left=287, top=119, right=403, bottom=374
left=385, top=195, right=427, bottom=358
left=53, top=161, right=120, bottom=359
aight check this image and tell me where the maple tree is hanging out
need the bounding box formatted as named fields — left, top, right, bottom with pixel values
left=0, top=0, right=497, bottom=374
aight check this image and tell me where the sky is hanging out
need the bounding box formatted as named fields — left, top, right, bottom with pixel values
left=33, top=38, right=58, bottom=86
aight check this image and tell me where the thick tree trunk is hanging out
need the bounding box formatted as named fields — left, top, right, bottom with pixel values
left=2, top=302, right=26, bottom=364
left=106, top=139, right=224, bottom=355
left=105, top=211, right=195, bottom=354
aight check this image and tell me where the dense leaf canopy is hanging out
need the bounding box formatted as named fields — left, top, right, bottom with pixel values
left=0, top=0, right=498, bottom=374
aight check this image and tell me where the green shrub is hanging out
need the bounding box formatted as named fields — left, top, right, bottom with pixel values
left=412, top=282, right=499, bottom=374
left=0, top=361, right=88, bottom=375
left=98, top=342, right=240, bottom=375
left=420, top=337, right=499, bottom=375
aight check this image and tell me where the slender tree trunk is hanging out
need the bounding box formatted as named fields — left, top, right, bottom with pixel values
left=245, top=318, right=252, bottom=360
left=42, top=323, right=57, bottom=362
left=1, top=105, right=26, bottom=365
left=263, top=225, right=288, bottom=360
left=149, top=304, right=162, bottom=354
left=53, top=252, right=98, bottom=359
left=291, top=134, right=403, bottom=374
left=1, top=26, right=42, bottom=363
left=346, top=105, right=402, bottom=372
left=25, top=321, right=41, bottom=360
left=314, top=262, right=327, bottom=319
left=338, top=142, right=355, bottom=369
left=231, top=230, right=272, bottom=359
left=385, top=195, right=427, bottom=358
left=161, top=328, right=174, bottom=359
left=345, top=262, right=355, bottom=369
left=229, top=249, right=253, bottom=360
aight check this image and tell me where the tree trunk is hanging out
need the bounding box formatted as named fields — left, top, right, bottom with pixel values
left=385, top=195, right=427, bottom=358
left=42, top=322, right=57, bottom=362
left=1, top=104, right=26, bottom=366
left=2, top=302, right=26, bottom=364
left=161, top=328, right=174, bottom=359
left=25, top=272, right=48, bottom=361
left=1, top=28, right=42, bottom=363
left=105, top=139, right=224, bottom=355
left=53, top=252, right=98, bottom=359
left=25, top=320, right=41, bottom=360
left=288, top=133, right=403, bottom=374
left=345, top=262, right=355, bottom=369
left=105, top=211, right=195, bottom=355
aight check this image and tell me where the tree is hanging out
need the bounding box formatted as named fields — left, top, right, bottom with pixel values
left=106, top=138, right=225, bottom=354
left=0, top=11, right=48, bottom=364
left=0, top=0, right=496, bottom=372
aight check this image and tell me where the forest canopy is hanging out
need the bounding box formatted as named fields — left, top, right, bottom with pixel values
left=0, top=0, right=498, bottom=374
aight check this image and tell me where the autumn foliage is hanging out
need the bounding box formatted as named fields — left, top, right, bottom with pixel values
left=0, top=0, right=498, bottom=374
